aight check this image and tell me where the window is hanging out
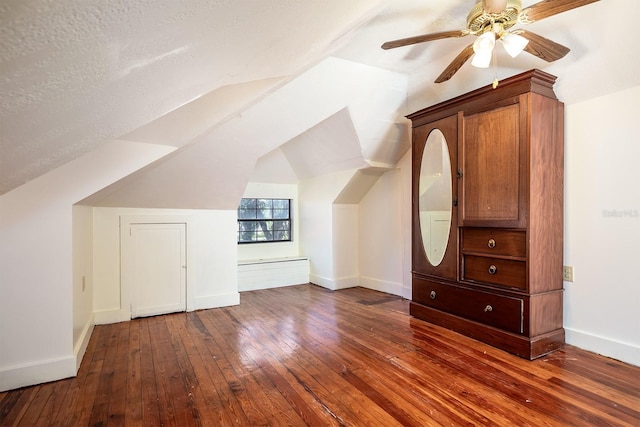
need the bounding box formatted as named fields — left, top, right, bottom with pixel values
left=237, top=198, right=291, bottom=243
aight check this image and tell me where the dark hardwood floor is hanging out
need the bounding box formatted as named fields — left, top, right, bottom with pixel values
left=1, top=284, right=638, bottom=426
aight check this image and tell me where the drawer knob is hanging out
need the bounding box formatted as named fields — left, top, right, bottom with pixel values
left=487, top=238, right=496, bottom=248
left=488, top=265, right=498, bottom=274
left=430, top=290, right=436, bottom=300
left=484, top=305, right=493, bottom=312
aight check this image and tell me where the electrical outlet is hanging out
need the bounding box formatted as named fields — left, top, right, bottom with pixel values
left=562, top=266, right=574, bottom=282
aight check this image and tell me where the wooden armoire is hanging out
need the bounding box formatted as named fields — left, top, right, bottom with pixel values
left=408, top=69, right=564, bottom=359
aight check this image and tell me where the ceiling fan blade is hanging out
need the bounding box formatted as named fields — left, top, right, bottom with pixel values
left=381, top=30, right=468, bottom=50
left=519, top=0, right=600, bottom=24
left=518, top=30, right=570, bottom=62
left=483, top=0, right=508, bottom=14
left=435, top=44, right=475, bottom=83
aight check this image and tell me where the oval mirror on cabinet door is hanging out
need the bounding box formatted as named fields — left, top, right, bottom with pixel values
left=419, top=129, right=452, bottom=266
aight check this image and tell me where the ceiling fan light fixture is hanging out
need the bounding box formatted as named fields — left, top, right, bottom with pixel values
left=471, top=32, right=495, bottom=68
left=473, top=31, right=496, bottom=53
left=381, top=0, right=598, bottom=83
left=502, top=32, right=529, bottom=57
left=471, top=50, right=492, bottom=68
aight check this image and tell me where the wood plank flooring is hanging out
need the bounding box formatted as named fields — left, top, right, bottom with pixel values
left=1, top=284, right=639, bottom=426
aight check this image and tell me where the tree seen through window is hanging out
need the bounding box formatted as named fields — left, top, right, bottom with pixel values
left=237, top=198, right=291, bottom=243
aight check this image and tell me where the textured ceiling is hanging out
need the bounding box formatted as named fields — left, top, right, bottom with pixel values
left=0, top=0, right=387, bottom=196
left=1, top=0, right=639, bottom=205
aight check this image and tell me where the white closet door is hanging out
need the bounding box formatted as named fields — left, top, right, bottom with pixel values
left=127, top=223, right=186, bottom=318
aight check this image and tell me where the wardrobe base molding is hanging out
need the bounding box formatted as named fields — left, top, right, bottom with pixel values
left=410, top=301, right=565, bottom=360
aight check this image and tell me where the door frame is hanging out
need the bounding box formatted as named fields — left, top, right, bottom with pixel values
left=120, top=215, right=190, bottom=319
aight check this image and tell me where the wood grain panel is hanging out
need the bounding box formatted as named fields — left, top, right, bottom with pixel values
left=462, top=227, right=526, bottom=258
left=462, top=104, right=521, bottom=223
left=528, top=93, right=564, bottom=294
left=463, top=255, right=527, bottom=289
left=413, top=276, right=524, bottom=333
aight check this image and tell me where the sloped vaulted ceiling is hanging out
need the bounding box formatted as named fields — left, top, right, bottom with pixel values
left=81, top=57, right=408, bottom=209
left=0, top=0, right=388, bottom=196
left=2, top=0, right=639, bottom=205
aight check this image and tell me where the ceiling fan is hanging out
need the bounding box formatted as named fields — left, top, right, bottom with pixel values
left=381, top=0, right=601, bottom=83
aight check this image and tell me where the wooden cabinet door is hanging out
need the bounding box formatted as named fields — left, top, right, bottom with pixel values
left=460, top=103, right=525, bottom=227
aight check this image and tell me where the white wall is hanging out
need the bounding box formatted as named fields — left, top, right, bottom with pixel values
left=332, top=204, right=360, bottom=289
left=299, top=170, right=355, bottom=289
left=358, top=166, right=409, bottom=298
left=72, top=205, right=94, bottom=369
left=238, top=182, right=300, bottom=261
left=563, top=85, right=640, bottom=365
left=399, top=151, right=413, bottom=299
left=0, top=140, right=174, bottom=391
left=300, top=193, right=335, bottom=289
left=93, top=208, right=239, bottom=324
left=0, top=199, right=74, bottom=392
left=298, top=161, right=411, bottom=296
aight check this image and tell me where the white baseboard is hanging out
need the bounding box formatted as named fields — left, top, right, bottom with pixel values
left=310, top=274, right=358, bottom=291
left=191, top=292, right=240, bottom=310
left=565, top=327, right=640, bottom=367
left=74, top=314, right=95, bottom=371
left=94, top=308, right=130, bottom=325
left=0, top=355, right=76, bottom=392
left=309, top=273, right=335, bottom=290
left=94, top=293, right=241, bottom=324
left=359, top=276, right=406, bottom=297
left=333, top=275, right=359, bottom=290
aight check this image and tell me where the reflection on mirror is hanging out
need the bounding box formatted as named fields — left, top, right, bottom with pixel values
left=419, top=129, right=452, bottom=266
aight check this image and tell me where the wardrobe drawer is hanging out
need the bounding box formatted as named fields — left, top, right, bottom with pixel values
left=462, top=228, right=526, bottom=257
left=463, top=255, right=526, bottom=290
left=413, top=278, right=523, bottom=334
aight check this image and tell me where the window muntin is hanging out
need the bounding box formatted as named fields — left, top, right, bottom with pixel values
left=237, top=198, right=291, bottom=243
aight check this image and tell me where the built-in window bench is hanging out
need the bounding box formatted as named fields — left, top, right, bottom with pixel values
left=237, top=256, right=310, bottom=292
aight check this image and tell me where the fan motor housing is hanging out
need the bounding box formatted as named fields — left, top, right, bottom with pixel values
left=467, top=0, right=522, bottom=33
